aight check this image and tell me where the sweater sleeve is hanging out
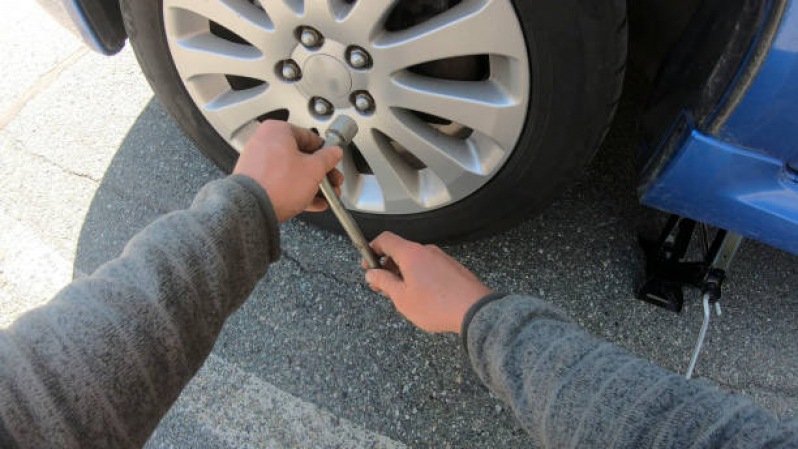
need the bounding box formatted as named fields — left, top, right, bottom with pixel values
left=0, top=174, right=280, bottom=448
left=465, top=294, right=798, bottom=449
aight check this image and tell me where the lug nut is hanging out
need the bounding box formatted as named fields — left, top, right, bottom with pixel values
left=300, top=27, right=323, bottom=49
left=280, top=60, right=300, bottom=81
left=353, top=92, right=374, bottom=113
left=348, top=47, right=371, bottom=69
left=312, top=98, right=333, bottom=116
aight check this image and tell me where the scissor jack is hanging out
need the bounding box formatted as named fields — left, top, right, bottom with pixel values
left=636, top=215, right=744, bottom=379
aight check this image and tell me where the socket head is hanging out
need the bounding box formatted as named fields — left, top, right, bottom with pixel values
left=327, top=115, right=359, bottom=145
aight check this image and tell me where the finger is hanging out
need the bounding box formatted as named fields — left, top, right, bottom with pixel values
left=369, top=231, right=415, bottom=264
left=318, top=169, right=343, bottom=196
left=310, top=146, right=344, bottom=176
left=312, top=188, right=335, bottom=202
left=364, top=255, right=399, bottom=274
left=381, top=257, right=401, bottom=277
left=305, top=197, right=328, bottom=212
left=290, top=124, right=324, bottom=153
left=328, top=168, right=344, bottom=187
left=365, top=269, right=403, bottom=298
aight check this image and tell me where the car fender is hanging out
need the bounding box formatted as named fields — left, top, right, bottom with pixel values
left=37, top=0, right=127, bottom=55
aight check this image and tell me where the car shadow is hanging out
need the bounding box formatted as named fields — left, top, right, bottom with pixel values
left=73, top=69, right=797, bottom=447
left=71, top=99, right=225, bottom=276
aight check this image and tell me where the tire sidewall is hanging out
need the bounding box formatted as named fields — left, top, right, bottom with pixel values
left=122, top=0, right=238, bottom=171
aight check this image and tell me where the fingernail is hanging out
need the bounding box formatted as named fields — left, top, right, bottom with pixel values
left=365, top=271, right=374, bottom=283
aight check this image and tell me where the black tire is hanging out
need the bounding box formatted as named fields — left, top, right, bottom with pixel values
left=121, top=0, right=627, bottom=243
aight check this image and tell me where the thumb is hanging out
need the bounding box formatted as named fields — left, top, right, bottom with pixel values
left=365, top=269, right=403, bottom=297
left=311, top=146, right=343, bottom=176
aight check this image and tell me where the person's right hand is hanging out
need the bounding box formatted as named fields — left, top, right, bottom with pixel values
left=233, top=120, right=343, bottom=222
left=363, top=232, right=492, bottom=333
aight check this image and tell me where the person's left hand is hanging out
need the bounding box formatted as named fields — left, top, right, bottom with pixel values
left=233, top=120, right=344, bottom=222
left=362, top=232, right=492, bottom=333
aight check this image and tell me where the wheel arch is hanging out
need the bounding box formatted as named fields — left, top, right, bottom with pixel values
left=38, top=0, right=128, bottom=54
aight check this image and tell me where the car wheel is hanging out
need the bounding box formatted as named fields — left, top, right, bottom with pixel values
left=121, top=0, right=627, bottom=242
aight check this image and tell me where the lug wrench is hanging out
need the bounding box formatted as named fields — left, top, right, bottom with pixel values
left=318, top=116, right=380, bottom=269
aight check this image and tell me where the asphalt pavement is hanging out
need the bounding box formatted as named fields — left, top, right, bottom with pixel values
left=1, top=3, right=796, bottom=447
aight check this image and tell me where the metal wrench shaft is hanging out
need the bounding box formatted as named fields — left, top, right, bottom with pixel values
left=319, top=116, right=380, bottom=269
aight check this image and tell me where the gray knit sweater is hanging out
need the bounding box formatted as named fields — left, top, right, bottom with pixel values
left=0, top=175, right=795, bottom=448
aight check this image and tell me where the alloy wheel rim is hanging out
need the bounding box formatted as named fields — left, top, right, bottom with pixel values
left=163, top=0, right=530, bottom=214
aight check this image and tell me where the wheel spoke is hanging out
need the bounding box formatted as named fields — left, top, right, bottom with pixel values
left=352, top=130, right=419, bottom=209
left=257, top=0, right=303, bottom=21
left=230, top=121, right=260, bottom=151
left=170, top=33, right=266, bottom=80
left=202, top=85, right=268, bottom=139
left=386, top=72, right=522, bottom=150
left=340, top=146, right=361, bottom=205
left=336, top=0, right=400, bottom=38
left=380, top=111, right=483, bottom=186
left=166, top=0, right=274, bottom=49
left=200, top=83, right=290, bottom=139
left=373, top=0, right=525, bottom=72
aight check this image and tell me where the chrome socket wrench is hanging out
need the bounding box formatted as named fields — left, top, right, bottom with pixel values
left=318, top=116, right=380, bottom=269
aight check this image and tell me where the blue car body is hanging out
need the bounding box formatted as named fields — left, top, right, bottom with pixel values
left=641, top=0, right=798, bottom=254
left=56, top=0, right=798, bottom=255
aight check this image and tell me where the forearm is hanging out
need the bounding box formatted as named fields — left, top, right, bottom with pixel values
left=0, top=175, right=280, bottom=448
left=465, top=294, right=798, bottom=448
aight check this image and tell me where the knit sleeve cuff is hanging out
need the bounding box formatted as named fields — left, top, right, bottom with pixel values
left=227, top=174, right=281, bottom=262
left=461, top=291, right=508, bottom=356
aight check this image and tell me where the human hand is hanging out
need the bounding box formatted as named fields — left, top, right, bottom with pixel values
left=233, top=120, right=343, bottom=222
left=363, top=232, right=492, bottom=333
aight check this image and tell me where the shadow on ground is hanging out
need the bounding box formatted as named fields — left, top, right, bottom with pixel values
left=72, top=70, right=797, bottom=447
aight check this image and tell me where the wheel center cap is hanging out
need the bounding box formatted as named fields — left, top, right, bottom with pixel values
left=297, top=54, right=352, bottom=100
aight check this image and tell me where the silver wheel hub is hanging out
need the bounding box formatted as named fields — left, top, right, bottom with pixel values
left=299, top=55, right=351, bottom=101
left=292, top=40, right=359, bottom=108
left=163, top=0, right=530, bottom=214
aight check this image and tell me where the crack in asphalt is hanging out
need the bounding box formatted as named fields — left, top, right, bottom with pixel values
left=4, top=134, right=180, bottom=219
left=279, top=250, right=364, bottom=287
left=5, top=135, right=101, bottom=183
